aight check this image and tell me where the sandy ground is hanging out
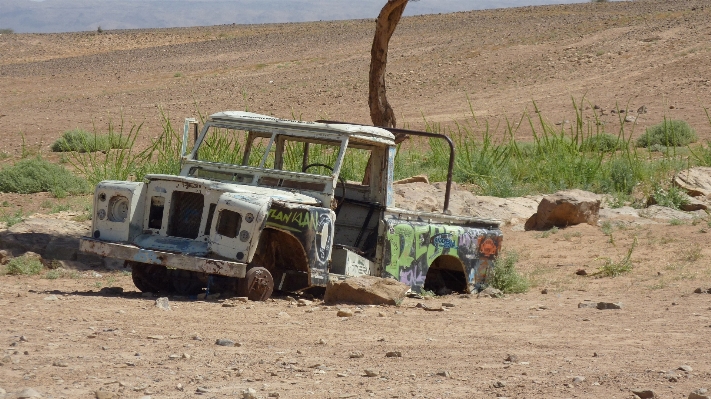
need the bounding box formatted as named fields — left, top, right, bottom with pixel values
left=2, top=0, right=711, bottom=398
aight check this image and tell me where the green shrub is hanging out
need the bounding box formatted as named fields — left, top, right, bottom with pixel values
left=579, top=133, right=623, bottom=153
left=0, top=210, right=24, bottom=227
left=0, top=158, right=90, bottom=195
left=0, top=28, right=13, bottom=34
left=652, top=185, right=689, bottom=210
left=51, top=129, right=129, bottom=153
left=636, top=120, right=697, bottom=148
left=596, top=237, right=636, bottom=277
left=6, top=255, right=44, bottom=276
left=489, top=250, right=529, bottom=294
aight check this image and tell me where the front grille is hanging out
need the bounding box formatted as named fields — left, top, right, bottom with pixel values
left=167, top=191, right=204, bottom=239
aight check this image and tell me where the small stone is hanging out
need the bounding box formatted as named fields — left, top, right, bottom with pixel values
left=689, top=389, right=710, bottom=399
left=192, top=334, right=203, bottom=341
left=196, top=386, right=211, bottom=393
left=504, top=354, right=519, bottom=363
left=441, top=303, right=455, bottom=308
left=541, top=288, right=548, bottom=294
left=236, top=297, right=249, bottom=302
left=679, top=365, right=693, bottom=372
left=477, top=287, right=503, bottom=298
left=337, top=373, right=348, bottom=377
left=597, top=302, right=623, bottom=310
left=268, top=393, right=280, bottom=398
left=492, top=380, right=506, bottom=388
left=317, top=338, right=327, bottom=345
left=19, top=335, right=28, bottom=342
left=378, top=312, right=386, bottom=317
left=16, top=388, right=42, bottom=398
left=139, top=396, right=151, bottom=399
left=349, top=351, right=364, bottom=359
left=632, top=389, right=656, bottom=399
left=277, top=311, right=290, bottom=318
left=52, top=360, right=69, bottom=367
left=578, top=302, right=598, bottom=309
left=243, top=388, right=257, bottom=399
left=364, top=369, right=379, bottom=377
left=625, top=115, right=637, bottom=123
left=155, top=297, right=171, bottom=310
left=215, top=339, right=235, bottom=347
left=385, top=351, right=402, bottom=358
left=573, top=376, right=586, bottom=384
left=575, top=269, right=587, bottom=276
left=337, top=309, right=354, bottom=317
left=176, top=383, right=184, bottom=391
left=437, top=370, right=451, bottom=378
left=297, top=299, right=312, bottom=306
left=146, top=335, right=164, bottom=340
left=182, top=353, right=191, bottom=359
left=43, top=295, right=58, bottom=301
left=94, top=390, right=116, bottom=399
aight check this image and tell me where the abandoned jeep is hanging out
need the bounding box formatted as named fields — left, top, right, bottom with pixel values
left=79, top=111, right=502, bottom=300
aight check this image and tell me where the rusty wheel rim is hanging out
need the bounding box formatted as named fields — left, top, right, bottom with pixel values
left=241, top=267, right=274, bottom=301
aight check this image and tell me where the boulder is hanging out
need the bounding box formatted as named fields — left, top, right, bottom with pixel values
left=0, top=217, right=90, bottom=261
left=674, top=167, right=711, bottom=197
left=324, top=276, right=409, bottom=305
left=525, top=190, right=601, bottom=231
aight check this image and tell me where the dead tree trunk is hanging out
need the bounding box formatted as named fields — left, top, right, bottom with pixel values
left=364, top=0, right=409, bottom=185
left=369, top=0, right=408, bottom=135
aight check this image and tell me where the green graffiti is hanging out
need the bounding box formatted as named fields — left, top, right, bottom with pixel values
left=266, top=208, right=317, bottom=232
left=386, top=223, right=466, bottom=280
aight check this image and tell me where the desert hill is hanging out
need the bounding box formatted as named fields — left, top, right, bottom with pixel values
left=0, top=0, right=710, bottom=154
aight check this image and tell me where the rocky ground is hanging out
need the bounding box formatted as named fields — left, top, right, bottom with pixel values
left=2, top=0, right=711, bottom=398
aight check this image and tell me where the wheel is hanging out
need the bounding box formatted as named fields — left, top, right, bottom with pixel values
left=303, top=163, right=347, bottom=207
left=129, top=262, right=171, bottom=293
left=238, top=267, right=274, bottom=301
left=169, top=269, right=205, bottom=296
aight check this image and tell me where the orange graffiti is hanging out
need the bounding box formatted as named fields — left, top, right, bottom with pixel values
left=478, top=236, right=499, bottom=257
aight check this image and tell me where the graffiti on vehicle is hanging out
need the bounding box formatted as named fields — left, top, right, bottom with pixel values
left=383, top=219, right=502, bottom=292
left=266, top=203, right=335, bottom=285
left=266, top=208, right=317, bottom=233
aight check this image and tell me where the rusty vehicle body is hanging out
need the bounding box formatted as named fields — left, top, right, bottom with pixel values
left=79, top=111, right=502, bottom=299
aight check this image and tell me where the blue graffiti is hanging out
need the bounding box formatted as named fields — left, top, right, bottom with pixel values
left=431, top=233, right=456, bottom=250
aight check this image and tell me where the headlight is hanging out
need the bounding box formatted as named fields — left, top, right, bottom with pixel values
left=108, top=196, right=130, bottom=222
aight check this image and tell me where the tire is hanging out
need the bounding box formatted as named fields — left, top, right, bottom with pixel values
left=129, top=262, right=170, bottom=293
left=169, top=269, right=205, bottom=296
left=237, top=267, right=274, bottom=301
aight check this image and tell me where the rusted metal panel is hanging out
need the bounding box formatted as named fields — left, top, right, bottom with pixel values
left=79, top=238, right=247, bottom=278
left=385, top=208, right=501, bottom=228
left=381, top=215, right=503, bottom=293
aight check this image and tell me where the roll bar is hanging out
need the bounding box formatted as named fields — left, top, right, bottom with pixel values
left=316, top=120, right=455, bottom=213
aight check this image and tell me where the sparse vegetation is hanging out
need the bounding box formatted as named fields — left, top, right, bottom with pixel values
left=0, top=210, right=25, bottom=227
left=489, top=250, right=530, bottom=294
left=652, top=185, right=690, bottom=210
left=0, top=158, right=89, bottom=196
left=6, top=255, right=44, bottom=276
left=0, top=28, right=13, bottom=34
left=684, top=243, right=703, bottom=262
left=595, top=237, right=637, bottom=277
left=636, top=119, right=697, bottom=148
left=51, top=129, right=130, bottom=153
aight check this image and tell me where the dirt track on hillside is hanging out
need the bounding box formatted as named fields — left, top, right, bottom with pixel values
left=2, top=1, right=711, bottom=398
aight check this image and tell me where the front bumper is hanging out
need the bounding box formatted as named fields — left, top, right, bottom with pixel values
left=79, top=238, right=247, bottom=278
